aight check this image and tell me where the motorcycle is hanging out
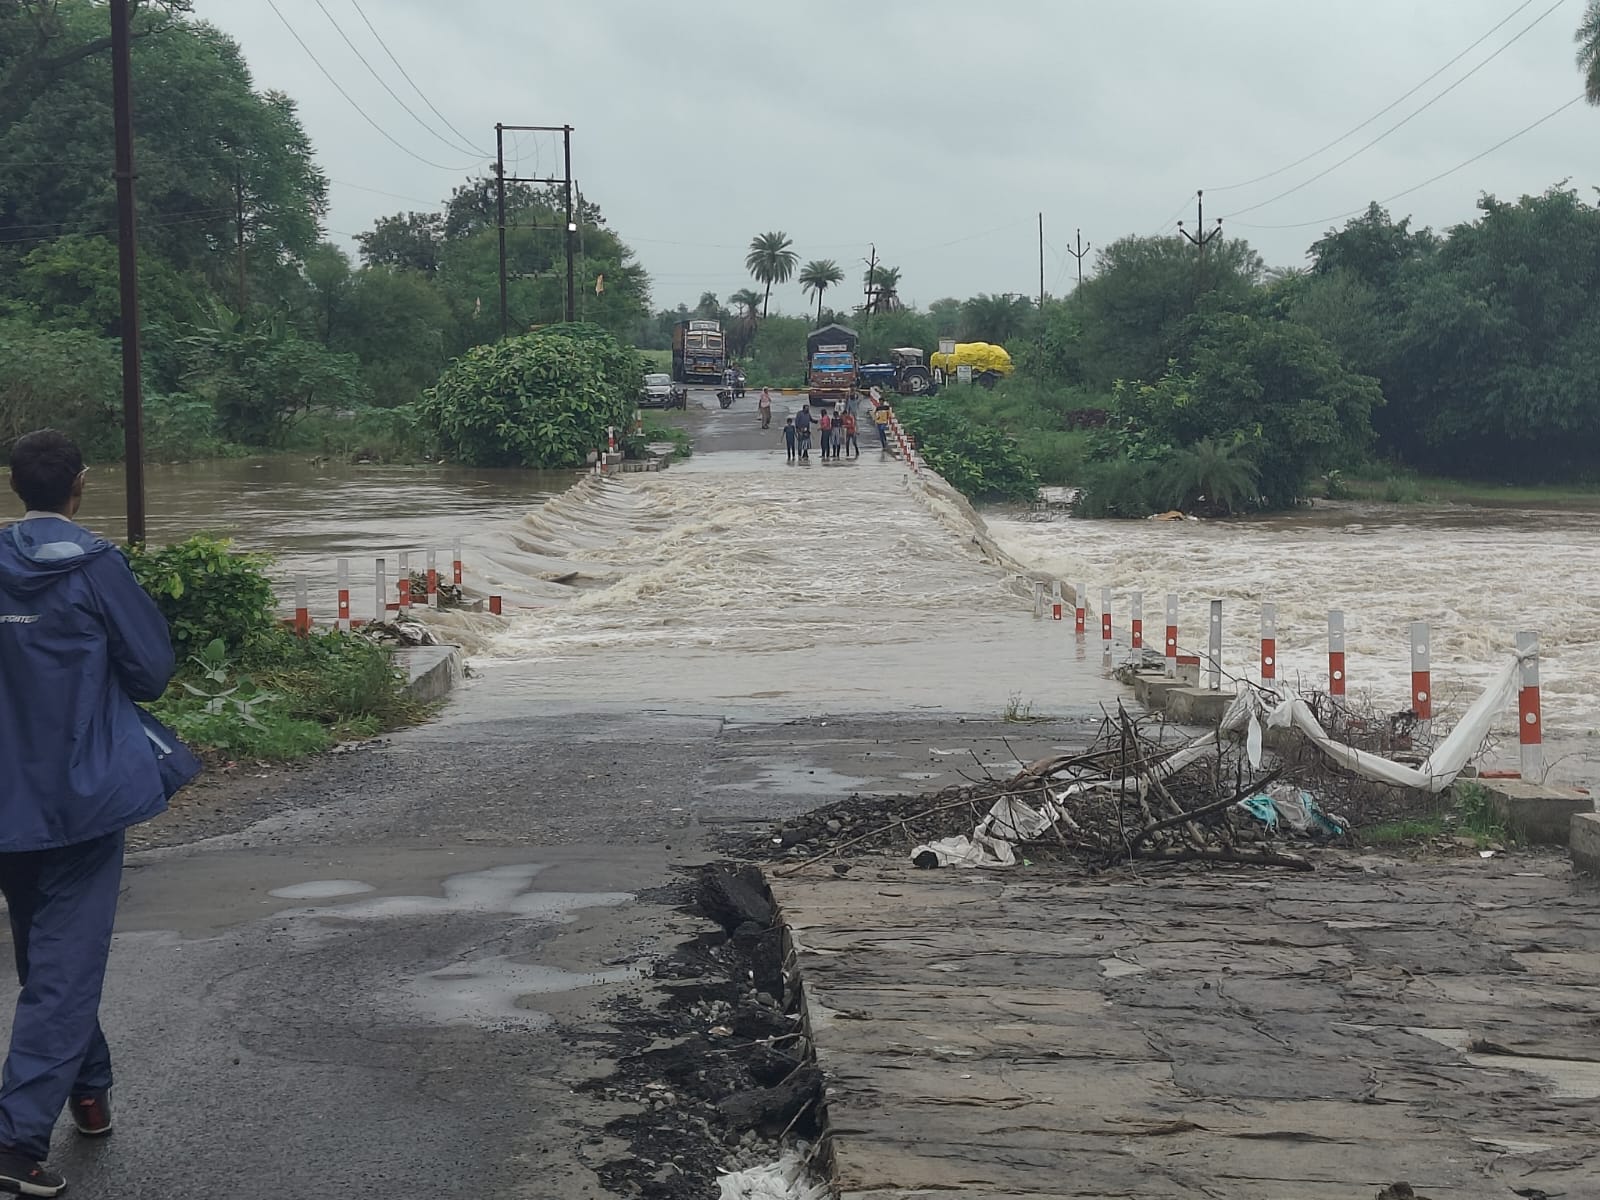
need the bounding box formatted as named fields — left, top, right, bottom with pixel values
left=717, top=389, right=735, bottom=409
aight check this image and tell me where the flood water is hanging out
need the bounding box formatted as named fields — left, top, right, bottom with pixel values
left=60, top=400, right=1600, bottom=774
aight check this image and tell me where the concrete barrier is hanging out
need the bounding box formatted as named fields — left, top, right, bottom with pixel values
left=1571, top=812, right=1600, bottom=876
left=394, top=645, right=462, bottom=704
left=1485, top=779, right=1595, bottom=847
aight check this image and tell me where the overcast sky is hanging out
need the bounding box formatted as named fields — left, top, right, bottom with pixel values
left=193, top=0, right=1592, bottom=316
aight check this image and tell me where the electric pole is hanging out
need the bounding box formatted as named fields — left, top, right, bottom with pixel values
left=234, top=160, right=248, bottom=313
left=863, top=243, right=877, bottom=317
left=492, top=122, right=576, bottom=338
left=1066, top=228, right=1091, bottom=289
left=1037, top=212, right=1046, bottom=310
left=111, top=0, right=145, bottom=543
left=1176, top=190, right=1223, bottom=292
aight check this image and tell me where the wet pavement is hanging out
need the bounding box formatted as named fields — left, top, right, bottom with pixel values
left=775, top=856, right=1600, bottom=1200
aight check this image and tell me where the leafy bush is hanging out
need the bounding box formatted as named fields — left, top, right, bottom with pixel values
left=250, top=628, right=415, bottom=730
left=127, top=536, right=277, bottom=659
left=895, top=395, right=1040, bottom=502
left=1074, top=458, right=1171, bottom=518
left=420, top=324, right=641, bottom=467
left=0, top=317, right=122, bottom=460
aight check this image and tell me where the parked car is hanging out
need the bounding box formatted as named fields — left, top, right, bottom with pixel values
left=639, top=372, right=686, bottom=409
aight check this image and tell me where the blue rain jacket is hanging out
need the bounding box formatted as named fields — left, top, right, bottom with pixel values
left=0, top=516, right=175, bottom=851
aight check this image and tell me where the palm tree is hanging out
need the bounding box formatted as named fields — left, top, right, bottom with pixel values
left=745, top=232, right=799, bottom=318
left=1165, top=439, right=1260, bottom=516
left=798, top=259, right=845, bottom=324
left=1579, top=2, right=1600, bottom=102
left=728, top=288, right=763, bottom=319
left=864, top=264, right=902, bottom=314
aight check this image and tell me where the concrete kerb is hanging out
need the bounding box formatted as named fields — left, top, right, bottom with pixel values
left=1483, top=777, right=1596, bottom=846
left=1572, top=811, right=1600, bottom=875
left=393, top=644, right=462, bottom=704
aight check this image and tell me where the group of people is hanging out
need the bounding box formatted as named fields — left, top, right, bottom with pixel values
left=782, top=403, right=861, bottom=462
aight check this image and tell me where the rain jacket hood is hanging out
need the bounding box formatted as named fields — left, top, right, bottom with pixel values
left=0, top=515, right=176, bottom=851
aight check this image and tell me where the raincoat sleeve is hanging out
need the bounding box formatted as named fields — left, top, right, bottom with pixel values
left=87, top=553, right=176, bottom=702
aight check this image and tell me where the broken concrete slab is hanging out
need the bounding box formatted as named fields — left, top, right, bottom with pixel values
left=393, top=644, right=461, bottom=703
left=1484, top=778, right=1595, bottom=845
left=1158, top=685, right=1235, bottom=726
left=776, top=856, right=1600, bottom=1200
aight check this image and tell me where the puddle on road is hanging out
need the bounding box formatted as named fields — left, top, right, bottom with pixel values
left=274, top=863, right=633, bottom=923
left=268, top=880, right=376, bottom=900
left=410, top=957, right=640, bottom=1030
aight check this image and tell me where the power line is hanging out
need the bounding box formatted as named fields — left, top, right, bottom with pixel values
left=327, top=178, right=444, bottom=207
left=0, top=203, right=232, bottom=235
left=1208, top=0, right=1539, bottom=194
left=1227, top=93, right=1584, bottom=233
left=1223, top=0, right=1566, bottom=220
left=264, top=0, right=476, bottom=174
left=1, top=208, right=239, bottom=247
left=311, top=0, right=482, bottom=159
left=348, top=0, right=490, bottom=158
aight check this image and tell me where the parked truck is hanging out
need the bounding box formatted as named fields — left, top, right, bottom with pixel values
left=672, top=319, right=726, bottom=384
left=805, top=323, right=858, bottom=408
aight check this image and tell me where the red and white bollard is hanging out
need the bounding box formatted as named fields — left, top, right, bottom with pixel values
left=607, top=425, right=617, bottom=454
left=489, top=595, right=504, bottom=616
left=1517, top=631, right=1542, bottom=780
left=1207, top=599, right=1223, bottom=691
left=426, top=549, right=439, bottom=609
left=1074, top=584, right=1087, bottom=635
left=1032, top=580, right=1045, bottom=620
left=1051, top=581, right=1063, bottom=622
left=1165, top=594, right=1179, bottom=676
left=452, top=537, right=463, bottom=587
left=1130, top=591, right=1143, bottom=650
left=398, top=552, right=411, bottom=610
left=1261, top=602, right=1277, bottom=683
left=294, top=574, right=310, bottom=637
left=336, top=559, right=350, bottom=632
left=1328, top=610, right=1346, bottom=698
left=1410, top=621, right=1432, bottom=728
left=1100, top=587, right=1112, bottom=645
left=374, top=558, right=387, bottom=622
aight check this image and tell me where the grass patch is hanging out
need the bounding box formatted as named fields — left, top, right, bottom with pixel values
left=1003, top=693, right=1043, bottom=722
left=633, top=421, right=691, bottom=460
left=637, top=348, right=672, bottom=372
left=1363, top=816, right=1446, bottom=845
left=1341, top=471, right=1600, bottom=508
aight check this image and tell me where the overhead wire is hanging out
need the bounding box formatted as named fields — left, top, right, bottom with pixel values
left=1222, top=0, right=1566, bottom=220
left=1227, top=93, right=1585, bottom=232
left=1208, top=0, right=1539, bottom=194
left=310, top=0, right=483, bottom=160
left=348, top=0, right=490, bottom=158
left=264, top=0, right=477, bottom=174
left=1, top=208, right=239, bottom=247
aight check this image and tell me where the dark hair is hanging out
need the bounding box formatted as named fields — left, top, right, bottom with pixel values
left=9, top=429, right=84, bottom=512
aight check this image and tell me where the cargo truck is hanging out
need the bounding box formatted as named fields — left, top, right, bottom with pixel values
left=805, top=323, right=858, bottom=409
left=672, top=319, right=726, bottom=384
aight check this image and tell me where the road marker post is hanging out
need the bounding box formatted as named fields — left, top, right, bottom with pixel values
left=398, top=552, right=411, bottom=611
left=1051, top=581, right=1063, bottom=622
left=1261, top=603, right=1277, bottom=684
left=1410, top=621, right=1432, bottom=732
left=294, top=575, right=310, bottom=636
left=452, top=536, right=463, bottom=587
left=489, top=595, right=504, bottom=616
left=336, top=559, right=350, bottom=632
left=374, top=558, right=387, bottom=622
left=1100, top=587, right=1112, bottom=645
left=1517, top=631, right=1543, bottom=780
left=426, top=550, right=439, bottom=609
left=1165, top=594, right=1179, bottom=676
left=1207, top=600, right=1223, bottom=691
left=1130, top=591, right=1143, bottom=650
left=1328, top=611, right=1346, bottom=698
left=1074, top=585, right=1087, bottom=635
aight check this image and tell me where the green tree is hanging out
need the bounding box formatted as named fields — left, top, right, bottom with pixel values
left=420, top=325, right=640, bottom=467
left=728, top=288, right=762, bottom=319
left=865, top=264, right=902, bottom=313
left=745, top=231, right=798, bottom=318
left=960, top=293, right=1034, bottom=344
left=798, top=259, right=844, bottom=324
left=1578, top=1, right=1600, bottom=103
left=0, top=316, right=121, bottom=458
left=1164, top=438, right=1260, bottom=515
left=356, top=212, right=444, bottom=274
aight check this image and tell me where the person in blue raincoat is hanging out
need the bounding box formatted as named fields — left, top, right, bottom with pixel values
left=0, top=430, right=184, bottom=1197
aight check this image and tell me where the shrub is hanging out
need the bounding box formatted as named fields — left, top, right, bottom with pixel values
left=249, top=628, right=415, bottom=730
left=895, top=395, right=1040, bottom=503
left=1074, top=458, right=1171, bottom=518
left=127, top=536, right=277, bottom=659
left=420, top=325, right=640, bottom=467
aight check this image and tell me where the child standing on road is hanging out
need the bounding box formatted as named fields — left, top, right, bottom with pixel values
left=793, top=406, right=812, bottom=460
left=782, top=417, right=797, bottom=462
left=842, top=409, right=859, bottom=459
left=818, top=408, right=834, bottom=461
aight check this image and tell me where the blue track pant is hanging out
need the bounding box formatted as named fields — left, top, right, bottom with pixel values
left=0, top=831, right=123, bottom=1159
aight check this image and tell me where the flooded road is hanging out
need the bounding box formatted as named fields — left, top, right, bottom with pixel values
left=987, top=504, right=1600, bottom=751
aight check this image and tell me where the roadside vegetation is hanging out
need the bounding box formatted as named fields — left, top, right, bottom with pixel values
left=129, top=536, right=422, bottom=760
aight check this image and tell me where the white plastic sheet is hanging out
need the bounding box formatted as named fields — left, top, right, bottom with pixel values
left=911, top=654, right=1524, bottom=867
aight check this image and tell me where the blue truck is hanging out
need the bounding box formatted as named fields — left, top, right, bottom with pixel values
left=805, top=323, right=858, bottom=409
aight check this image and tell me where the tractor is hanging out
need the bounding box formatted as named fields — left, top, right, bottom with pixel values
left=855, top=347, right=935, bottom=397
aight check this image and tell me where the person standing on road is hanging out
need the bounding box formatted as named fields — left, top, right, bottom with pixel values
left=782, top=417, right=797, bottom=463
left=818, top=408, right=834, bottom=461
left=0, top=430, right=189, bottom=1198
left=793, top=405, right=812, bottom=460
left=758, top=388, right=772, bottom=430
left=873, top=404, right=891, bottom=451
left=842, top=409, right=859, bottom=459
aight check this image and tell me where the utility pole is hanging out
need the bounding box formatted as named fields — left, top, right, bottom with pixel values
left=495, top=123, right=508, bottom=338
left=1066, top=228, right=1091, bottom=289
left=562, top=124, right=575, bottom=324
left=1037, top=212, right=1046, bottom=310
left=492, top=122, right=576, bottom=337
left=233, top=162, right=246, bottom=316
left=1176, top=189, right=1223, bottom=292
left=111, top=0, right=145, bottom=543
left=863, top=243, right=877, bottom=317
